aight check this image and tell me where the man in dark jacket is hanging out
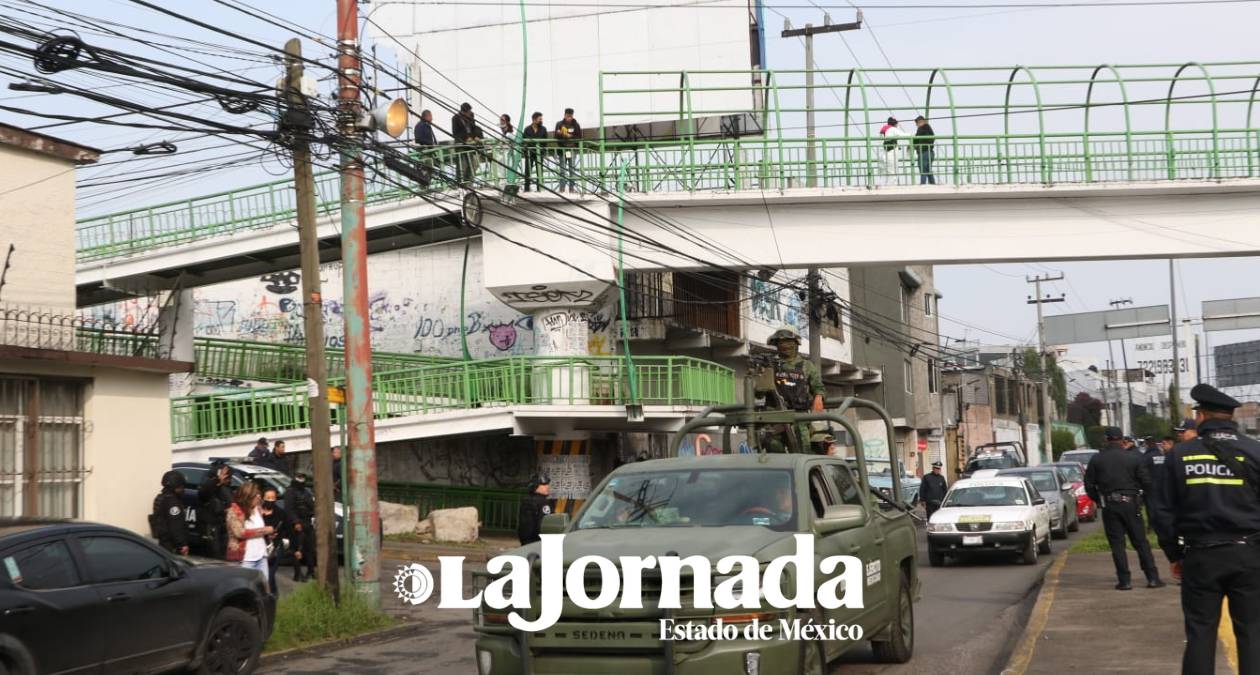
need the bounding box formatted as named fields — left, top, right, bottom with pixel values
left=260, top=487, right=293, bottom=595
left=918, top=462, right=948, bottom=518
left=285, top=472, right=316, bottom=581
left=414, top=109, right=437, bottom=147
left=152, top=471, right=189, bottom=555
left=1085, top=426, right=1162, bottom=590
left=197, top=461, right=233, bottom=558
left=451, top=102, right=479, bottom=182
left=517, top=475, right=552, bottom=546
left=912, top=115, right=936, bottom=185
left=248, top=437, right=270, bottom=462
left=1153, top=384, right=1260, bottom=675
left=523, top=112, right=549, bottom=192
left=554, top=108, right=582, bottom=192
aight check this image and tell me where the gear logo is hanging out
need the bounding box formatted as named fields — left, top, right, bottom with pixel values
left=392, top=563, right=435, bottom=605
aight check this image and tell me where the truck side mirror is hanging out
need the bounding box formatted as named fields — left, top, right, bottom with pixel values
left=814, top=504, right=867, bottom=535
left=540, top=513, right=570, bottom=534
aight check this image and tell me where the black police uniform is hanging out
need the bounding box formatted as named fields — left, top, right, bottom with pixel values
left=1085, top=435, right=1161, bottom=588
left=197, top=471, right=233, bottom=558
left=151, top=490, right=188, bottom=554
left=1153, top=384, right=1260, bottom=675
left=285, top=478, right=316, bottom=581
left=1141, top=444, right=1179, bottom=561
left=517, top=488, right=552, bottom=546
left=919, top=470, right=948, bottom=518
left=261, top=500, right=294, bottom=594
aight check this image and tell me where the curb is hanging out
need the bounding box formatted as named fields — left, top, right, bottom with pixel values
left=999, top=550, right=1070, bottom=675
left=259, top=620, right=426, bottom=666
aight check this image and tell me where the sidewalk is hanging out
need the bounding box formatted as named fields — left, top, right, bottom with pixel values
left=1007, top=550, right=1235, bottom=675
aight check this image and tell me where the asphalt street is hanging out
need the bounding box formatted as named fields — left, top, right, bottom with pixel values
left=260, top=521, right=1095, bottom=675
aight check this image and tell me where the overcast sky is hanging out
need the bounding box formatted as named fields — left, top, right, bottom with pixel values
left=4, top=0, right=1258, bottom=383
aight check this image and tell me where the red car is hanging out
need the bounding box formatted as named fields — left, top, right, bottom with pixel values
left=1049, top=461, right=1096, bottom=522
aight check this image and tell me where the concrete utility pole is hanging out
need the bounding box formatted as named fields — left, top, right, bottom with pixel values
left=1109, top=297, right=1135, bottom=433
left=1168, top=259, right=1182, bottom=418
left=781, top=11, right=862, bottom=189
left=336, top=0, right=381, bottom=609
left=284, top=39, right=338, bottom=593
left=1026, top=273, right=1063, bottom=462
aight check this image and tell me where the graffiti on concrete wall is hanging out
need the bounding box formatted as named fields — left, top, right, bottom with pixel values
left=748, top=277, right=806, bottom=334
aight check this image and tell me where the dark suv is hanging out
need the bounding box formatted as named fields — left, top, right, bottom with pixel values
left=172, top=460, right=344, bottom=559
left=0, top=519, right=273, bottom=675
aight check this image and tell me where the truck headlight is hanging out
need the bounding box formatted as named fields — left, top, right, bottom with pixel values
left=927, top=522, right=955, bottom=533
left=477, top=649, right=493, bottom=675
left=744, top=652, right=760, bottom=675
left=991, top=521, right=1026, bottom=531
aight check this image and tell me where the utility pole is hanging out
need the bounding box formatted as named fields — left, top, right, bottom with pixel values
left=1109, top=297, right=1135, bottom=433
left=782, top=11, right=861, bottom=189
left=284, top=39, right=338, bottom=594
left=1168, top=259, right=1182, bottom=419
left=1026, top=273, right=1063, bottom=463
left=336, top=0, right=381, bottom=609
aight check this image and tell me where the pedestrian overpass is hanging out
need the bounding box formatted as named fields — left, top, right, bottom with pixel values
left=75, top=61, right=1260, bottom=306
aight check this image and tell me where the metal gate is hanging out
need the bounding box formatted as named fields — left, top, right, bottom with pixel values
left=0, top=377, right=87, bottom=518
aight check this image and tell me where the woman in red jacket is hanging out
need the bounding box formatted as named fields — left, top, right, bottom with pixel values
left=226, top=481, right=273, bottom=576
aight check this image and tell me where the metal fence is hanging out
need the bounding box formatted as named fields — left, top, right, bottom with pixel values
left=193, top=336, right=458, bottom=383
left=170, top=354, right=736, bottom=442
left=0, top=305, right=163, bottom=359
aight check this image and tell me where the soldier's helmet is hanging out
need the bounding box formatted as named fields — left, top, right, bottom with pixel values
left=161, top=470, right=186, bottom=492
left=768, top=325, right=802, bottom=345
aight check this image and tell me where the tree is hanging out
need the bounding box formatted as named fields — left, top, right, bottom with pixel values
left=1168, top=383, right=1182, bottom=424
left=1085, top=425, right=1106, bottom=449
left=1051, top=430, right=1077, bottom=460
left=1023, top=348, right=1068, bottom=416
left=1068, top=392, right=1105, bottom=428
left=1134, top=413, right=1172, bottom=441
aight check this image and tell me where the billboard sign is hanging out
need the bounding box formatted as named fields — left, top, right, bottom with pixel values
left=1203, top=297, right=1260, bottom=333
left=1043, top=305, right=1170, bottom=345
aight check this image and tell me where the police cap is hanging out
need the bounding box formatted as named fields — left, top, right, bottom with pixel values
left=161, top=470, right=186, bottom=491
left=1104, top=426, right=1124, bottom=440
left=931, top=461, right=943, bottom=468
left=1173, top=418, right=1196, bottom=432
left=528, top=474, right=551, bottom=492
left=1190, top=383, right=1241, bottom=413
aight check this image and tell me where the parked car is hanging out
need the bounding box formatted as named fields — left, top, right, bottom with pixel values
left=1048, top=460, right=1097, bottom=522
left=997, top=466, right=1079, bottom=538
left=865, top=459, right=920, bottom=504
left=0, top=518, right=273, bottom=675
left=1059, top=449, right=1100, bottom=470
left=926, top=476, right=1052, bottom=566
left=172, top=460, right=345, bottom=561
left=959, top=442, right=1027, bottom=478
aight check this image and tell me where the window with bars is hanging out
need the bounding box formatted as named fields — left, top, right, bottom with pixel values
left=0, top=377, right=87, bottom=519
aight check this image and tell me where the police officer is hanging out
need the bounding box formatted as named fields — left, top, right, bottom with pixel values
left=284, top=472, right=316, bottom=582
left=1084, top=426, right=1163, bottom=590
left=1174, top=418, right=1198, bottom=443
left=1142, top=432, right=1178, bottom=566
left=918, top=461, right=948, bottom=519
left=1153, top=384, right=1260, bottom=675
left=198, top=461, right=233, bottom=558
left=151, top=471, right=190, bottom=555
left=517, top=474, right=552, bottom=546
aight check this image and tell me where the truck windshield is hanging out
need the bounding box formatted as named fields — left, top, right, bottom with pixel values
left=942, top=485, right=1029, bottom=507
left=965, top=455, right=1019, bottom=472
left=576, top=469, right=796, bottom=531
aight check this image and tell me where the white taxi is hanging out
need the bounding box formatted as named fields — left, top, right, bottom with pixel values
left=926, top=476, right=1052, bottom=566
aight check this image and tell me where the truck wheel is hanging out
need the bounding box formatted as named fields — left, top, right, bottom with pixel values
left=871, top=572, right=914, bottom=663
left=1021, top=534, right=1038, bottom=565
left=928, top=547, right=945, bottom=567
left=797, top=608, right=826, bottom=675
left=1038, top=532, right=1052, bottom=555
left=195, top=607, right=261, bottom=675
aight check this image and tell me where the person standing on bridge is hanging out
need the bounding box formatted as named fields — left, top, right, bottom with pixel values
left=523, top=112, right=549, bottom=192
left=554, top=108, right=582, bottom=193
left=913, top=115, right=936, bottom=185
left=1086, top=426, right=1163, bottom=590
left=879, top=116, right=907, bottom=185
left=1154, top=384, right=1260, bottom=675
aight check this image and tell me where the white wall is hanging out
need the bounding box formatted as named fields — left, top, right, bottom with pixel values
left=374, top=1, right=756, bottom=134
left=0, top=146, right=77, bottom=311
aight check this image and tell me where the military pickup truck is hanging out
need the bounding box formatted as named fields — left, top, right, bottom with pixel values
left=472, top=397, right=920, bottom=675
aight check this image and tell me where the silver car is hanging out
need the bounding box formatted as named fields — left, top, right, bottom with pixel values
left=996, top=466, right=1079, bottom=539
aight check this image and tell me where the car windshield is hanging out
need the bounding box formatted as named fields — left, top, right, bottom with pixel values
left=575, top=468, right=796, bottom=531
left=1055, top=464, right=1084, bottom=482
left=1003, top=471, right=1057, bottom=494
left=942, top=485, right=1029, bottom=507
left=965, top=455, right=1019, bottom=471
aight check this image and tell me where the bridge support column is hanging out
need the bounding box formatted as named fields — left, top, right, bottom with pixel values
left=158, top=289, right=195, bottom=397
left=532, top=307, right=595, bottom=405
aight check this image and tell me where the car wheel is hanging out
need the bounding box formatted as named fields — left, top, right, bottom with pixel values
left=196, top=607, right=262, bottom=675
left=1038, top=531, right=1052, bottom=555
left=1021, top=533, right=1038, bottom=565
left=797, top=608, right=827, bottom=675
left=871, top=571, right=914, bottom=663
left=928, top=547, right=945, bottom=567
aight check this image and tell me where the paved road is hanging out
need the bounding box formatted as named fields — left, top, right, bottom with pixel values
left=261, top=522, right=1095, bottom=675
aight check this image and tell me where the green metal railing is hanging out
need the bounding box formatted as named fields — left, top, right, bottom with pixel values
left=76, top=61, right=1260, bottom=265
left=377, top=481, right=521, bottom=533
left=170, top=354, right=736, bottom=442
left=193, top=336, right=457, bottom=383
